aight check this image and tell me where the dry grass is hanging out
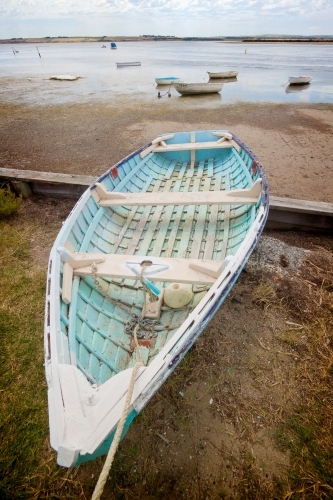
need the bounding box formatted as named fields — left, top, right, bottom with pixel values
left=1, top=198, right=333, bottom=499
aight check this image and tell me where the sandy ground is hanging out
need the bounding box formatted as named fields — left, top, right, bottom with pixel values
left=1, top=101, right=333, bottom=203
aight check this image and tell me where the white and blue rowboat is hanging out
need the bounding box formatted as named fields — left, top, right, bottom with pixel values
left=110, top=42, right=117, bottom=49
left=45, top=130, right=269, bottom=467
left=155, top=76, right=180, bottom=85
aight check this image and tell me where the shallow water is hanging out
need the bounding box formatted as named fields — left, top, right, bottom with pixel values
left=1, top=41, right=333, bottom=106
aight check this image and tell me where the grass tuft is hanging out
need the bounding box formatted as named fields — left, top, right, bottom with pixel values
left=0, top=186, right=22, bottom=219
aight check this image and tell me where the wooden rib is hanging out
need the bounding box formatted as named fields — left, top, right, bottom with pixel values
left=126, top=180, right=162, bottom=254
left=220, top=173, right=231, bottom=261
left=134, top=179, right=174, bottom=256
left=176, top=177, right=201, bottom=258
left=164, top=159, right=178, bottom=180
left=203, top=176, right=222, bottom=260
left=163, top=177, right=191, bottom=258
left=190, top=132, right=195, bottom=170
left=150, top=176, right=189, bottom=256
left=110, top=176, right=153, bottom=253
left=190, top=177, right=211, bottom=259
left=207, top=158, right=214, bottom=178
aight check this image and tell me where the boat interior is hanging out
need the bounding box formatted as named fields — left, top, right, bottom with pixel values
left=56, top=131, right=261, bottom=386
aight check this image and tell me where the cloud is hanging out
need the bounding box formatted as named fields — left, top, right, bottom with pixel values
left=1, top=0, right=332, bottom=20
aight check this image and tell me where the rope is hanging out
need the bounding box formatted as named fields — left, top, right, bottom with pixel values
left=91, top=325, right=143, bottom=500
left=91, top=260, right=155, bottom=499
left=157, top=85, right=172, bottom=98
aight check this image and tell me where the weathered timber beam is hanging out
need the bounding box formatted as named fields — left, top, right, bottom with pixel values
left=0, top=168, right=332, bottom=233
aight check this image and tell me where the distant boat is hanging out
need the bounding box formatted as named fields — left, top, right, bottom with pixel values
left=116, top=62, right=141, bottom=67
left=101, top=45, right=106, bottom=48
left=49, top=75, right=79, bottom=81
left=173, top=81, right=223, bottom=95
left=155, top=76, right=180, bottom=85
left=288, top=76, right=312, bottom=85
left=208, top=71, right=238, bottom=79
left=110, top=42, right=117, bottom=49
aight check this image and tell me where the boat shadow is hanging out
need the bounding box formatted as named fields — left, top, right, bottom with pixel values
left=178, top=93, right=222, bottom=100
left=285, top=83, right=311, bottom=93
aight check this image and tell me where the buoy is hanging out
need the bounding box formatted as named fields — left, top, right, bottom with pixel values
left=164, top=283, right=193, bottom=309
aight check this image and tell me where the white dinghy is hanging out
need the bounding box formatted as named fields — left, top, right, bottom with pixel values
left=208, top=71, right=238, bottom=79
left=173, top=81, right=223, bottom=95
left=288, top=76, right=312, bottom=85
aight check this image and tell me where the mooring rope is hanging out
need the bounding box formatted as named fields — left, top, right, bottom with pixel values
left=91, top=325, right=143, bottom=500
left=91, top=260, right=159, bottom=499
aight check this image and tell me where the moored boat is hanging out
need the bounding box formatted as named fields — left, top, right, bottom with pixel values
left=155, top=76, right=180, bottom=85
left=208, top=71, right=238, bottom=79
left=116, top=61, right=141, bottom=67
left=110, top=42, right=117, bottom=49
left=288, top=75, right=312, bottom=85
left=173, top=81, right=223, bottom=95
left=45, top=130, right=269, bottom=468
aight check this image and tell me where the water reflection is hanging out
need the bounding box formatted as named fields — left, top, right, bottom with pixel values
left=178, top=92, right=222, bottom=101
left=208, top=77, right=238, bottom=84
left=285, top=83, right=311, bottom=93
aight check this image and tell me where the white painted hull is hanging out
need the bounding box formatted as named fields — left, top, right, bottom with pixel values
left=155, top=77, right=180, bottom=85
left=208, top=71, right=238, bottom=79
left=173, top=82, right=223, bottom=95
left=288, top=76, right=312, bottom=85
left=116, top=62, right=141, bottom=67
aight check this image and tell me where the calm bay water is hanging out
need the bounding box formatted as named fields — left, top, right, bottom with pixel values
left=0, top=41, right=333, bottom=106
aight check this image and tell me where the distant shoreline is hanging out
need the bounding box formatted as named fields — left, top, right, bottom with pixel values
left=1, top=36, right=333, bottom=44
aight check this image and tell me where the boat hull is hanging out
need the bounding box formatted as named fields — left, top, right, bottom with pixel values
left=116, top=62, right=141, bottom=67
left=173, top=82, right=223, bottom=95
left=44, top=130, right=269, bottom=467
left=208, top=71, right=238, bottom=79
left=288, top=76, right=312, bottom=85
left=155, top=77, right=180, bottom=85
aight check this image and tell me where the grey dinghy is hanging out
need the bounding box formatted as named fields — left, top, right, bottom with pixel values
left=45, top=130, right=269, bottom=467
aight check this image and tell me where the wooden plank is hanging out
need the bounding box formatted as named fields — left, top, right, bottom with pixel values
left=0, top=167, right=94, bottom=186
left=153, top=141, right=235, bottom=153
left=1, top=168, right=332, bottom=232
left=95, top=179, right=262, bottom=207
left=72, top=253, right=218, bottom=284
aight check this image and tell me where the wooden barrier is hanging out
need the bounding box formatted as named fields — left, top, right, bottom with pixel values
left=1, top=167, right=332, bottom=233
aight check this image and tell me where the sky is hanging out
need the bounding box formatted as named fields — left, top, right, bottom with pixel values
left=0, top=0, right=332, bottom=39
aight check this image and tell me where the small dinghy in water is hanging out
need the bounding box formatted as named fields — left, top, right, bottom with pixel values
left=288, top=75, right=312, bottom=85
left=45, top=130, right=269, bottom=467
left=173, top=81, right=223, bottom=95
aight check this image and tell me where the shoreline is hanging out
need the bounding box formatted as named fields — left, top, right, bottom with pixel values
left=2, top=36, right=333, bottom=44
left=1, top=101, right=333, bottom=203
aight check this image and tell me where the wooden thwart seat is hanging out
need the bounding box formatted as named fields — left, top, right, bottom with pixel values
left=93, top=179, right=262, bottom=207
left=58, top=247, right=232, bottom=304
left=139, top=132, right=240, bottom=158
